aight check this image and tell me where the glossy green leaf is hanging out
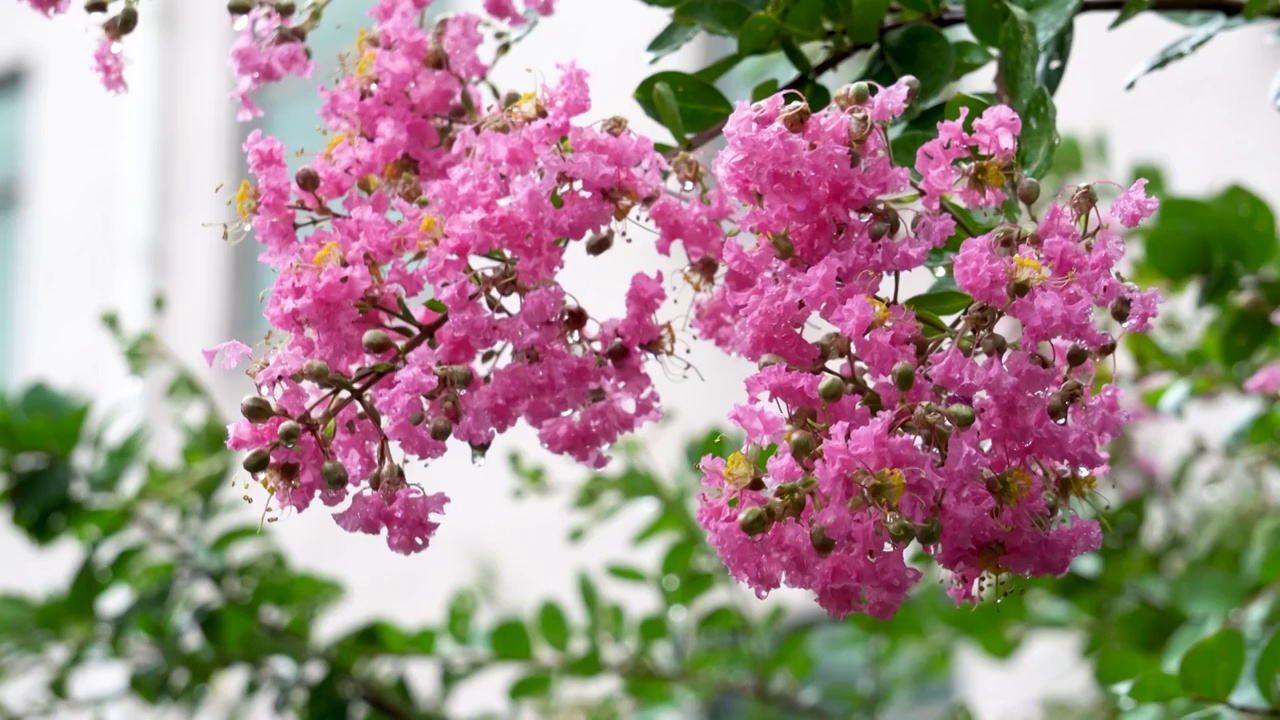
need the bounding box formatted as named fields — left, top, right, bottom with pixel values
left=538, top=602, right=570, bottom=651
left=674, top=0, right=753, bottom=35
left=491, top=619, right=534, bottom=660
left=634, top=71, right=733, bottom=134
left=1111, top=0, right=1153, bottom=28
left=1017, top=86, right=1058, bottom=178
left=1097, top=647, right=1156, bottom=684
left=953, top=41, right=996, bottom=78
left=998, top=6, right=1039, bottom=112
left=781, top=39, right=814, bottom=75
left=1244, top=0, right=1280, bottom=17
left=646, top=21, right=699, bottom=62
left=1126, top=15, right=1244, bottom=89
left=738, top=12, right=781, bottom=54
left=882, top=25, right=955, bottom=101
left=781, top=0, right=825, bottom=38
left=905, top=289, right=973, bottom=315
left=946, top=92, right=991, bottom=132
left=752, top=78, right=780, bottom=102
left=1129, top=671, right=1183, bottom=702
left=965, top=0, right=1009, bottom=46
left=847, top=0, right=892, bottom=43
left=1025, top=0, right=1083, bottom=48
left=1178, top=629, right=1244, bottom=702
left=891, top=129, right=933, bottom=166
left=652, top=80, right=688, bottom=143
left=1256, top=631, right=1280, bottom=705
left=1037, top=22, right=1072, bottom=95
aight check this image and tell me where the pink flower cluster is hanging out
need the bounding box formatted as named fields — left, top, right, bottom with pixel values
left=16, top=0, right=131, bottom=92
left=667, top=90, right=1162, bottom=617
left=228, top=5, right=315, bottom=121
left=218, top=0, right=659, bottom=555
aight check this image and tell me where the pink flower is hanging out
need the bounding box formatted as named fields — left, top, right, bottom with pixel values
left=1111, top=179, right=1160, bottom=228
left=18, top=0, right=69, bottom=15
left=93, top=37, right=127, bottom=94
left=1246, top=362, right=1280, bottom=395
left=202, top=340, right=253, bottom=369
left=228, top=7, right=314, bottom=121
left=971, top=105, right=1021, bottom=157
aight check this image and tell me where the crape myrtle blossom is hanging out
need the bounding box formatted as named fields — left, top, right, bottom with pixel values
left=17, top=0, right=137, bottom=92
left=667, top=84, right=1162, bottom=616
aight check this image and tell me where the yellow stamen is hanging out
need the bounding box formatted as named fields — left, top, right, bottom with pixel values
left=724, top=451, right=755, bottom=489
left=355, top=51, right=376, bottom=78
left=866, top=296, right=891, bottom=328
left=324, top=132, right=349, bottom=160
left=234, top=179, right=257, bottom=221
left=312, top=240, right=342, bottom=267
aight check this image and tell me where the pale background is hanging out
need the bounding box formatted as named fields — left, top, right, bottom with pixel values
left=0, top=1, right=1277, bottom=718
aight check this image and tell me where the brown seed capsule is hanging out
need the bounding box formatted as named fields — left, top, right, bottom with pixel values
left=1060, top=379, right=1084, bottom=405
left=979, top=332, right=1008, bottom=358
left=809, top=524, right=836, bottom=557
left=276, top=420, right=302, bottom=448
left=779, top=101, right=812, bottom=133
left=362, top=329, right=395, bottom=354
left=242, top=448, right=271, bottom=474
left=240, top=396, right=276, bottom=423
left=848, top=107, right=873, bottom=145
left=274, top=0, right=295, bottom=16
left=868, top=219, right=891, bottom=241
left=818, top=375, right=846, bottom=403
left=227, top=0, right=254, bottom=14
left=1095, top=338, right=1117, bottom=358
left=437, top=365, right=475, bottom=389
left=85, top=0, right=109, bottom=12
left=739, top=506, right=771, bottom=537
left=585, top=231, right=614, bottom=256
left=891, top=362, right=915, bottom=393
left=115, top=5, right=138, bottom=34
left=429, top=415, right=453, bottom=441
left=561, top=305, right=588, bottom=333
left=602, top=116, right=629, bottom=137
left=818, top=331, right=851, bottom=360
left=902, top=76, right=921, bottom=104
left=295, top=166, right=320, bottom=193
left=1110, top=295, right=1132, bottom=324
left=1029, top=350, right=1053, bottom=369
left=1047, top=394, right=1069, bottom=423
left=768, top=232, right=795, bottom=260
left=1066, top=344, right=1089, bottom=368
left=1017, top=178, right=1041, bottom=205
left=605, top=338, right=630, bottom=366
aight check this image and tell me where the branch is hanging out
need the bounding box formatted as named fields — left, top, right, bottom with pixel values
left=677, top=0, right=1262, bottom=156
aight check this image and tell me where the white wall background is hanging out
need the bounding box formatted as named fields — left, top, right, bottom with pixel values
left=0, top=1, right=1278, bottom=718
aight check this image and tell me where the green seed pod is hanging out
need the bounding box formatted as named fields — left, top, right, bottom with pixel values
left=303, top=359, right=331, bottom=383
left=947, top=403, right=976, bottom=429
left=851, top=81, right=870, bottom=105
left=769, top=232, right=795, bottom=260
left=409, top=410, right=425, bottom=426
left=1017, top=177, right=1041, bottom=205
left=887, top=515, right=916, bottom=544
left=915, top=517, right=943, bottom=546
left=868, top=219, right=891, bottom=241
left=1066, top=344, right=1089, bottom=368
left=891, top=361, right=915, bottom=393
left=739, top=506, right=771, bottom=537
left=809, top=524, right=836, bottom=557
left=429, top=416, right=453, bottom=441
left=321, top=460, right=349, bottom=490
left=861, top=389, right=883, bottom=414
left=789, top=429, right=816, bottom=461
left=818, top=375, right=846, bottom=403
left=242, top=448, right=271, bottom=474
left=276, top=420, right=302, bottom=447
left=362, top=328, right=395, bottom=354
left=437, top=364, right=474, bottom=389
left=240, top=395, right=276, bottom=423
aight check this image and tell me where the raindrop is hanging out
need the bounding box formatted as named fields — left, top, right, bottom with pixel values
left=933, top=266, right=945, bottom=277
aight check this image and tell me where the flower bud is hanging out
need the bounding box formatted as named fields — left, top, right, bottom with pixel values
left=758, top=353, right=785, bottom=369
left=1066, top=344, right=1089, bottom=368
left=602, top=116, right=628, bottom=137
left=277, top=461, right=300, bottom=482
left=901, top=76, right=921, bottom=103
left=240, top=395, right=276, bottom=423
left=1095, top=338, right=1117, bottom=358
left=739, top=506, right=771, bottom=537
left=1110, top=295, right=1132, bottom=324
left=979, top=332, right=1007, bottom=358
left=965, top=302, right=998, bottom=331
left=429, top=415, right=453, bottom=441
left=295, top=166, right=320, bottom=193
left=322, top=459, right=349, bottom=490
left=1047, top=394, right=1069, bottom=424
left=887, top=515, right=916, bottom=544
left=848, top=107, right=873, bottom=145
left=585, top=231, right=614, bottom=256
left=1029, top=350, right=1053, bottom=369
left=817, top=331, right=851, bottom=360
left=915, top=517, right=943, bottom=546
left=891, top=361, right=915, bottom=393
left=277, top=420, right=302, bottom=447
left=242, top=448, right=271, bottom=474
left=362, top=329, right=395, bottom=354
left=818, top=375, right=846, bottom=403
left=1060, top=378, right=1084, bottom=405
left=765, top=497, right=785, bottom=521
left=809, top=524, right=836, bottom=557
left=115, top=5, right=138, bottom=34
left=789, top=429, right=816, bottom=462
left=561, top=305, right=588, bottom=332
left=409, top=410, right=425, bottom=426
left=779, top=101, right=811, bottom=133
left=860, top=389, right=883, bottom=413
left=868, top=219, right=891, bottom=241
left=1016, top=178, right=1041, bottom=205
left=227, top=0, right=254, bottom=13
left=303, top=359, right=331, bottom=383
left=437, top=364, right=475, bottom=388
left=1069, top=185, right=1098, bottom=217
left=947, top=403, right=976, bottom=429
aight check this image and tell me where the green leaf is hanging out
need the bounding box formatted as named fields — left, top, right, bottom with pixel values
left=607, top=564, right=649, bottom=583
left=781, top=39, right=814, bottom=75
left=698, top=606, right=746, bottom=632
left=639, top=615, right=668, bottom=642
left=946, top=93, right=992, bottom=132
left=674, top=0, right=753, bottom=35
left=847, top=0, right=892, bottom=43
left=646, top=21, right=699, bottom=62
left=891, top=129, right=934, bottom=166
left=634, top=71, right=733, bottom=134
left=1111, top=0, right=1153, bottom=28
left=1037, top=22, right=1072, bottom=95
left=694, top=52, right=745, bottom=82
left=509, top=672, right=552, bottom=699
left=781, top=0, right=825, bottom=38
left=210, top=526, right=262, bottom=553
left=652, top=81, right=688, bottom=143
left=1126, top=15, right=1243, bottom=89
left=1017, top=86, right=1058, bottom=178
left=752, top=78, right=780, bottom=102
left=1178, top=629, right=1245, bottom=702
left=491, top=619, right=534, bottom=660
left=953, top=40, right=996, bottom=78
left=1214, top=185, right=1277, bottom=271
left=882, top=25, right=955, bottom=101
left=1129, top=671, right=1183, bottom=702
left=425, top=298, right=448, bottom=313
left=1142, top=198, right=1216, bottom=282
left=1025, top=0, right=1083, bottom=48
left=1255, top=631, right=1280, bottom=705
left=965, top=0, right=1009, bottom=46
left=579, top=573, right=600, bottom=616
left=899, top=0, right=943, bottom=15
left=538, top=602, right=570, bottom=651
left=1244, top=0, right=1280, bottom=18
left=738, top=12, right=782, bottom=55
left=625, top=675, right=674, bottom=702
left=447, top=591, right=476, bottom=644
left=801, top=79, right=832, bottom=110
left=1259, top=545, right=1280, bottom=583
left=905, top=289, right=973, bottom=315
left=999, top=7, right=1040, bottom=112
left=1097, top=647, right=1157, bottom=684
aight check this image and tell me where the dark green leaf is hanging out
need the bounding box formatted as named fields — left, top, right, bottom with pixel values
left=491, top=619, right=534, bottom=660
left=946, top=93, right=992, bottom=132
left=509, top=672, right=553, bottom=699
left=1017, top=86, right=1058, bottom=178
left=1259, top=545, right=1280, bottom=583
left=698, top=606, right=746, bottom=632
left=847, top=0, right=892, bottom=43
left=634, top=71, right=733, bottom=134
left=675, top=0, right=753, bottom=35
left=652, top=81, right=688, bottom=143
left=1214, top=185, right=1277, bottom=270
left=1142, top=198, right=1216, bottom=282
left=1243, top=0, right=1279, bottom=19
left=579, top=573, right=600, bottom=616
left=1126, top=15, right=1243, bottom=89
left=781, top=0, right=825, bottom=37
left=1255, top=631, right=1280, bottom=705
left=1037, top=22, right=1072, bottom=95
left=998, top=6, right=1039, bottom=112
left=899, top=0, right=943, bottom=14
left=538, top=602, right=570, bottom=651
left=905, top=289, right=973, bottom=315
left=1178, top=629, right=1244, bottom=702
left=953, top=40, right=996, bottom=78
left=965, top=0, right=1009, bottom=46
left=447, top=591, right=477, bottom=644
left=693, top=52, right=745, bottom=82
left=752, top=78, right=780, bottom=102
left=891, top=130, right=933, bottom=167
left=1096, top=647, right=1156, bottom=684
left=625, top=675, right=674, bottom=702
left=738, top=12, right=782, bottom=54
left=882, top=25, right=955, bottom=101
left=1111, top=0, right=1153, bottom=27
left=803, top=79, right=832, bottom=109
left=781, top=39, right=814, bottom=75
left=1129, top=671, right=1183, bottom=702
left=425, top=298, right=448, bottom=313
left=1025, top=0, right=1082, bottom=48
left=210, top=526, right=263, bottom=553
left=646, top=21, right=700, bottom=62
left=639, top=615, right=668, bottom=642
left=607, top=564, right=649, bottom=582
